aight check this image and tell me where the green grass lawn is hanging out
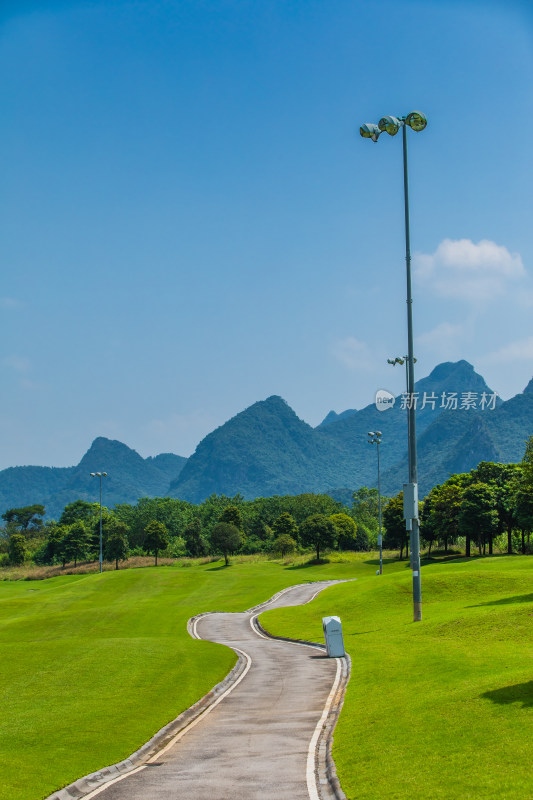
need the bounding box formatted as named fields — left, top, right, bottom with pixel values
left=0, top=554, right=376, bottom=800
left=1, top=554, right=531, bottom=800
left=260, top=555, right=533, bottom=800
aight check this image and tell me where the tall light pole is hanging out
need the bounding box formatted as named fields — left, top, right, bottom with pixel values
left=361, top=111, right=427, bottom=621
left=90, top=471, right=108, bottom=573
left=368, top=431, right=383, bottom=574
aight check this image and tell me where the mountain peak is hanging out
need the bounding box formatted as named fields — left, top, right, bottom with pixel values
left=523, top=377, right=533, bottom=394
left=76, top=437, right=147, bottom=472
left=425, top=360, right=474, bottom=382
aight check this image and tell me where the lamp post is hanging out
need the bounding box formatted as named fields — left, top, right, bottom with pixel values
left=361, top=110, right=427, bottom=621
left=368, top=431, right=383, bottom=574
left=90, top=471, right=107, bottom=573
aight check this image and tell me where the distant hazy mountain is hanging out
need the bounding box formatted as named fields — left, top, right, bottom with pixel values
left=1, top=360, right=531, bottom=517
left=0, top=438, right=187, bottom=519
left=319, top=409, right=358, bottom=427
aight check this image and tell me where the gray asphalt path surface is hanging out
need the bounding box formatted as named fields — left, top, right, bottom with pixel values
left=85, top=580, right=344, bottom=800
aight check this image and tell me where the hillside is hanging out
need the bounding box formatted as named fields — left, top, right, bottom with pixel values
left=0, top=439, right=187, bottom=519
left=168, top=396, right=350, bottom=503
left=171, top=360, right=511, bottom=502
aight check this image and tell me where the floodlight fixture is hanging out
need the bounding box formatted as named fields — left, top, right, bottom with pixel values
left=378, top=115, right=401, bottom=136
left=359, top=123, right=381, bottom=142
left=405, top=110, right=427, bottom=132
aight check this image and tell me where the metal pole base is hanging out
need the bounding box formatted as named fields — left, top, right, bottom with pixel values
left=413, top=601, right=422, bottom=622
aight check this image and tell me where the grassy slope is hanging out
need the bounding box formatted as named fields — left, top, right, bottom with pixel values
left=0, top=555, right=376, bottom=800
left=260, top=556, right=533, bottom=800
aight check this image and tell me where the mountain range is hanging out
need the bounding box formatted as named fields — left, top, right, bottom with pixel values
left=1, top=360, right=532, bottom=518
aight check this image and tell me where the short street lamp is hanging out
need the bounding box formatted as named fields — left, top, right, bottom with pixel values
left=361, top=111, right=427, bottom=621
left=90, top=471, right=108, bottom=573
left=368, top=431, right=383, bottom=575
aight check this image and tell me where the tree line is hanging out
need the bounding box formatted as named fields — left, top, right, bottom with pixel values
left=0, top=489, right=379, bottom=568
left=383, top=440, right=533, bottom=558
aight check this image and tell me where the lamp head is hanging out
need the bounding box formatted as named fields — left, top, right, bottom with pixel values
left=405, top=110, right=427, bottom=132
left=90, top=472, right=96, bottom=477
left=378, top=115, right=401, bottom=136
left=102, top=472, right=107, bottom=477
left=96, top=472, right=101, bottom=476
left=360, top=123, right=381, bottom=143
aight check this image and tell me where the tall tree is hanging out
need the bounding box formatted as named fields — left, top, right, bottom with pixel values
left=143, top=520, right=169, bottom=566
left=183, top=518, right=207, bottom=557
left=471, top=462, right=522, bottom=554
left=219, top=505, right=243, bottom=530
left=272, top=512, right=299, bottom=542
left=2, top=505, right=45, bottom=532
left=458, top=482, right=498, bottom=557
left=8, top=533, right=26, bottom=565
left=298, top=514, right=337, bottom=561
left=104, top=521, right=129, bottom=569
left=383, top=493, right=409, bottom=560
left=210, top=522, right=242, bottom=566
left=59, top=500, right=99, bottom=527
left=62, top=521, right=91, bottom=567
left=329, top=513, right=364, bottom=551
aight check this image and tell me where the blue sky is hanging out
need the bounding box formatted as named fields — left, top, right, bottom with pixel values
left=1, top=0, right=532, bottom=468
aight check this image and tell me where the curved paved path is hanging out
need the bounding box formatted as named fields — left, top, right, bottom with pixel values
left=84, top=580, right=347, bottom=800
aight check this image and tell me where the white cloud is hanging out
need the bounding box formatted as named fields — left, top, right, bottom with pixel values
left=479, top=336, right=533, bottom=365
left=2, top=355, right=31, bottom=373
left=331, top=337, right=375, bottom=371
left=417, top=321, right=463, bottom=348
left=414, top=238, right=525, bottom=302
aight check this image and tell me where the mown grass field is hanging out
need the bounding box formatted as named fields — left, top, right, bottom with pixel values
left=0, top=553, right=374, bottom=800
left=1, top=553, right=531, bottom=800
left=261, top=555, right=533, bottom=800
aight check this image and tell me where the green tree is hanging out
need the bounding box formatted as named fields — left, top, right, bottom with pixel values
left=143, top=520, right=169, bottom=565
left=104, top=521, right=129, bottom=569
left=2, top=504, right=45, bottom=532
left=248, top=517, right=272, bottom=542
left=514, top=485, right=533, bottom=554
left=329, top=513, right=365, bottom=551
left=219, top=505, right=243, bottom=530
left=59, top=500, right=99, bottom=527
left=8, top=533, right=26, bottom=565
left=273, top=533, right=297, bottom=557
left=210, top=522, right=242, bottom=566
left=114, top=497, right=195, bottom=549
left=183, top=518, right=208, bottom=557
left=272, top=512, right=299, bottom=542
left=89, top=509, right=116, bottom=562
left=298, top=514, right=337, bottom=561
left=351, top=487, right=385, bottom=548
left=383, top=492, right=409, bottom=560
left=471, top=462, right=522, bottom=554
left=423, top=480, right=463, bottom=553
left=39, top=524, right=67, bottom=565
left=458, top=482, right=498, bottom=557
left=62, top=521, right=91, bottom=567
